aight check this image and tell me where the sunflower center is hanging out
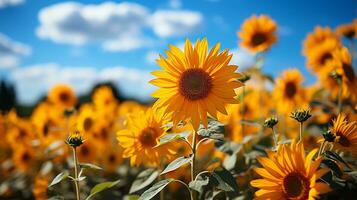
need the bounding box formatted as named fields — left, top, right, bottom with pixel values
left=139, top=127, right=158, bottom=147
left=22, top=152, right=30, bottom=162
left=81, top=146, right=89, bottom=156
left=109, top=154, right=116, bottom=163
left=342, top=63, right=355, bottom=82
left=345, top=30, right=355, bottom=39
left=319, top=52, right=333, bottom=65
left=83, top=117, right=93, bottom=131
left=59, top=91, right=70, bottom=103
left=251, top=32, right=267, bottom=46
left=283, top=172, right=309, bottom=199
left=337, top=133, right=350, bottom=147
left=284, top=81, right=297, bottom=98
left=179, top=69, right=213, bottom=101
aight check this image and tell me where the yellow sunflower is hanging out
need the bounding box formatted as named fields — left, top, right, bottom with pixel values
left=335, top=19, right=357, bottom=39
left=116, top=108, right=176, bottom=167
left=273, top=69, right=308, bottom=114
left=76, top=104, right=95, bottom=133
left=303, top=26, right=340, bottom=55
left=324, top=47, right=357, bottom=100
left=101, top=145, right=124, bottom=173
left=12, top=145, right=35, bottom=172
left=306, top=39, right=340, bottom=74
left=238, top=15, right=277, bottom=52
left=92, top=86, right=117, bottom=109
left=330, top=114, right=357, bottom=155
left=48, top=84, right=77, bottom=108
left=150, top=38, right=243, bottom=130
left=251, top=140, right=330, bottom=200
left=76, top=139, right=98, bottom=163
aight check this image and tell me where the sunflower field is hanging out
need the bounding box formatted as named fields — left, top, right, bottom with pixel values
left=1, top=4, right=357, bottom=200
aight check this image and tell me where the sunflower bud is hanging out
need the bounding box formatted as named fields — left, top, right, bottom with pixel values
left=329, top=71, right=342, bottom=83
left=322, top=130, right=336, bottom=142
left=290, top=109, right=312, bottom=123
left=66, top=130, right=84, bottom=148
left=264, top=117, right=278, bottom=128
left=237, top=74, right=250, bottom=83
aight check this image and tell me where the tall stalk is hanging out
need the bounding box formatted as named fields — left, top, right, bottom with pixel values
left=72, top=147, right=81, bottom=200
left=190, top=131, right=198, bottom=200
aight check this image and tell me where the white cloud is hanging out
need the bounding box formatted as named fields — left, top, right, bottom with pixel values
left=103, top=34, right=152, bottom=52
left=37, top=2, right=149, bottom=50
left=230, top=48, right=255, bottom=69
left=36, top=2, right=203, bottom=51
left=9, top=63, right=154, bottom=104
left=168, top=0, right=182, bottom=9
left=0, top=0, right=24, bottom=8
left=150, top=10, right=203, bottom=37
left=145, top=51, right=159, bottom=65
left=0, top=33, right=31, bottom=69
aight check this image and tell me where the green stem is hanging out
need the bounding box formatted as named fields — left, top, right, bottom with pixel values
left=299, top=122, right=303, bottom=142
left=190, top=130, right=198, bottom=200
left=173, top=180, right=193, bottom=200
left=241, top=86, right=245, bottom=137
left=337, top=79, right=343, bottom=114
left=73, top=147, right=80, bottom=200
left=272, top=127, right=278, bottom=149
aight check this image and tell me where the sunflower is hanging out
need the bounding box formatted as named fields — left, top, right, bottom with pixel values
left=33, top=176, right=49, bottom=200
left=116, top=108, right=176, bottom=167
left=101, top=145, right=124, bottom=173
left=76, top=139, right=98, bottom=163
left=251, top=140, right=330, bottom=200
left=150, top=38, right=243, bottom=130
left=273, top=69, right=308, bottom=114
left=6, top=119, right=36, bottom=149
left=76, top=104, right=95, bottom=133
left=92, top=86, right=117, bottom=109
left=48, top=84, right=77, bottom=108
left=306, top=39, right=340, bottom=74
left=335, top=20, right=357, bottom=39
left=12, top=145, right=35, bottom=172
left=323, top=47, right=357, bottom=100
left=329, top=114, right=357, bottom=155
left=238, top=15, right=277, bottom=52
left=303, top=26, right=340, bottom=55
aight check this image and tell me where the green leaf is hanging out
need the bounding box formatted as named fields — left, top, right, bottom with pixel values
left=79, top=163, right=103, bottom=170
left=48, top=171, right=69, bottom=187
left=215, top=140, right=242, bottom=155
left=324, top=151, right=351, bottom=169
left=124, top=195, right=140, bottom=200
left=161, top=156, right=192, bottom=175
left=156, top=131, right=190, bottom=147
left=198, top=120, right=225, bottom=140
left=236, top=89, right=252, bottom=103
left=240, top=120, right=261, bottom=127
left=138, top=179, right=174, bottom=200
left=89, top=180, right=120, bottom=197
left=322, top=159, right=343, bottom=178
left=189, top=175, right=210, bottom=193
left=130, top=169, right=160, bottom=194
left=212, top=167, right=239, bottom=194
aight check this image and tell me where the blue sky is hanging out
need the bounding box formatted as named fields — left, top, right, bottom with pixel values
left=0, top=0, right=356, bottom=104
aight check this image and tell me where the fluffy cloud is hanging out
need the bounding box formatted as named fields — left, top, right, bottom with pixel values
left=230, top=48, right=255, bottom=69
left=0, top=33, right=31, bottom=69
left=0, top=0, right=24, bottom=8
left=150, top=10, right=203, bottom=37
left=36, top=1, right=203, bottom=51
left=9, top=63, right=154, bottom=104
left=145, top=51, right=159, bottom=64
